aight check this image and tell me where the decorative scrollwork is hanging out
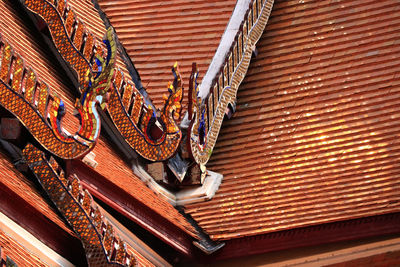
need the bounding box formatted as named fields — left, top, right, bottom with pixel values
left=23, top=144, right=137, bottom=266
left=0, top=33, right=113, bottom=159
left=23, top=0, right=184, bottom=162
left=108, top=62, right=183, bottom=161
left=188, top=0, right=274, bottom=168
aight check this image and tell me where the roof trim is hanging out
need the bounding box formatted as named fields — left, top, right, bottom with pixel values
left=198, top=0, right=274, bottom=98
left=24, top=143, right=140, bottom=265
left=0, top=176, right=87, bottom=265
left=72, top=159, right=199, bottom=257
left=0, top=212, right=74, bottom=267
left=198, top=0, right=252, bottom=99
left=208, top=213, right=400, bottom=261
left=188, top=0, right=275, bottom=167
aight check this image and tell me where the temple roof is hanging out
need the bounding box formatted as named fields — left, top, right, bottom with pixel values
left=97, top=0, right=238, bottom=108
left=0, top=0, right=197, bottom=240
left=2, top=0, right=400, bottom=263
left=185, top=0, right=400, bottom=240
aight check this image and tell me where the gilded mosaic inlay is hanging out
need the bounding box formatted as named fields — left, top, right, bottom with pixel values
left=0, top=26, right=115, bottom=159
left=23, top=144, right=137, bottom=266
left=24, top=0, right=184, bottom=162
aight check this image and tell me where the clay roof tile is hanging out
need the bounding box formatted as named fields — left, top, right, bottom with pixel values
left=184, top=0, right=400, bottom=240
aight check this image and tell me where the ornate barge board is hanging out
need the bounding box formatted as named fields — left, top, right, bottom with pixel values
left=188, top=0, right=275, bottom=170
left=23, top=0, right=185, bottom=162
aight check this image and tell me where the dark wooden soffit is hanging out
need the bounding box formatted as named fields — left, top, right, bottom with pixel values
left=72, top=159, right=198, bottom=258
left=208, top=212, right=400, bottom=261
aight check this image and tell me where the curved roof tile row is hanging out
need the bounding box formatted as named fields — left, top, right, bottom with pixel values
left=185, top=0, right=400, bottom=240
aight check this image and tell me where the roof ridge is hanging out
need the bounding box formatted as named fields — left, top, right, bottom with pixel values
left=188, top=0, right=275, bottom=168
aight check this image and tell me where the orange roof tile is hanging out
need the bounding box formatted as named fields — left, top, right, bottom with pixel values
left=185, top=0, right=400, bottom=240
left=58, top=0, right=198, bottom=237
left=0, top=151, right=72, bottom=235
left=91, top=137, right=198, bottom=237
left=0, top=229, right=48, bottom=267
left=3, top=0, right=196, bottom=238
left=0, top=0, right=80, bottom=133
left=97, top=0, right=238, bottom=109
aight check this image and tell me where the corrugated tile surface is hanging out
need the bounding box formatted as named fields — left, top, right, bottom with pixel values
left=97, top=0, right=237, bottom=109
left=185, top=0, right=400, bottom=240
left=0, top=229, right=48, bottom=267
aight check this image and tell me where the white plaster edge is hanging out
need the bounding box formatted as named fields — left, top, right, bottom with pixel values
left=97, top=207, right=171, bottom=267
left=175, top=171, right=223, bottom=206
left=133, top=165, right=177, bottom=203
left=133, top=166, right=223, bottom=206
left=0, top=212, right=74, bottom=267
left=198, top=0, right=252, bottom=99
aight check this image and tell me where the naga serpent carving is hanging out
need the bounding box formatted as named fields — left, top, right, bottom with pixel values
left=0, top=0, right=184, bottom=264
left=188, top=0, right=274, bottom=168
left=0, top=28, right=114, bottom=159
left=23, top=144, right=137, bottom=266
left=109, top=63, right=183, bottom=161
left=23, top=0, right=184, bottom=162
left=0, top=15, right=138, bottom=267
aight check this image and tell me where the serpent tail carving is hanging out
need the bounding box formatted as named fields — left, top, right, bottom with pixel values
left=0, top=33, right=113, bottom=159
left=23, top=0, right=184, bottom=162
left=109, top=63, right=183, bottom=161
